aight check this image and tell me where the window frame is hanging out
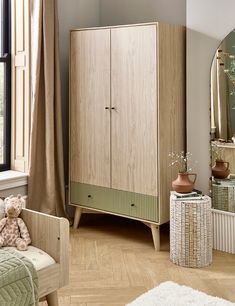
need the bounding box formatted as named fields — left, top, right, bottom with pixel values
left=0, top=0, right=11, bottom=171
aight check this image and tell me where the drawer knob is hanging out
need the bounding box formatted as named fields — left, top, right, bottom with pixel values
left=88, top=195, right=92, bottom=198
left=131, top=203, right=135, bottom=207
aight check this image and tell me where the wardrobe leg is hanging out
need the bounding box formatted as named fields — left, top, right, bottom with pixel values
left=150, top=224, right=160, bottom=251
left=73, top=207, right=82, bottom=229
left=46, top=291, right=58, bottom=306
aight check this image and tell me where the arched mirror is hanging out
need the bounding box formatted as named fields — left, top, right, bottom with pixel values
left=210, top=29, right=235, bottom=212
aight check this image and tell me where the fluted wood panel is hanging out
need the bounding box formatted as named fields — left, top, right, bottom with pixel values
left=111, top=25, right=157, bottom=196
left=212, top=209, right=235, bottom=254
left=70, top=29, right=111, bottom=187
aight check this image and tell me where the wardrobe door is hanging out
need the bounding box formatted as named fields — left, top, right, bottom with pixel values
left=70, top=29, right=111, bottom=187
left=111, top=25, right=158, bottom=196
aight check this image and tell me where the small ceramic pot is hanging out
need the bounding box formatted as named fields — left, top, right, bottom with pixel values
left=172, top=172, right=197, bottom=193
left=212, top=159, right=230, bottom=179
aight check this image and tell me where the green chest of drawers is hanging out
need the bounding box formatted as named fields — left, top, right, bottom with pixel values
left=70, top=182, right=158, bottom=223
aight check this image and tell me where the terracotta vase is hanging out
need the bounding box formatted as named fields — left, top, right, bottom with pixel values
left=212, top=160, right=230, bottom=179
left=172, top=172, right=197, bottom=193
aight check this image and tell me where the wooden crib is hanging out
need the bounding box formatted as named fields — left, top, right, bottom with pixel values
left=20, top=208, right=70, bottom=306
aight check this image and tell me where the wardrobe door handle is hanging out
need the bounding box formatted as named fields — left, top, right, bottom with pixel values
left=105, top=107, right=110, bottom=110
left=111, top=107, right=116, bottom=110
left=131, top=203, right=135, bottom=207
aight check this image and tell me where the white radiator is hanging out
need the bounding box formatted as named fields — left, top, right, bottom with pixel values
left=212, top=209, right=235, bottom=254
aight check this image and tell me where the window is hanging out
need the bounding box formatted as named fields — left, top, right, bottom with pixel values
left=0, top=0, right=10, bottom=171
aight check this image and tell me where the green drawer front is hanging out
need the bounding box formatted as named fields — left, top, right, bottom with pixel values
left=70, top=182, right=158, bottom=222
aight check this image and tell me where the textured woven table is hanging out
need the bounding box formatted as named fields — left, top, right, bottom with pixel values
left=212, top=180, right=235, bottom=212
left=170, top=194, right=212, bottom=268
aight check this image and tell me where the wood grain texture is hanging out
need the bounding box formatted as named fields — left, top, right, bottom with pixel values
left=157, top=23, right=186, bottom=224
left=73, top=207, right=160, bottom=250
left=70, top=29, right=111, bottom=187
left=111, top=25, right=157, bottom=196
left=39, top=215, right=235, bottom=305
left=150, top=225, right=160, bottom=251
left=70, top=21, right=167, bottom=32
left=20, top=209, right=70, bottom=297
left=46, top=291, right=59, bottom=306
left=38, top=264, right=60, bottom=298
left=69, top=23, right=186, bottom=242
left=73, top=206, right=82, bottom=229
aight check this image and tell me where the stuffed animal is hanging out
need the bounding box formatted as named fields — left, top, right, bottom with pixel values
left=0, top=194, right=31, bottom=251
left=0, top=198, right=5, bottom=220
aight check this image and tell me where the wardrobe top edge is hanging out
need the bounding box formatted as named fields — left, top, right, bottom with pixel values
left=70, top=22, right=185, bottom=32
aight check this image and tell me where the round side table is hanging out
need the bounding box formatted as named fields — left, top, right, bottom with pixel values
left=170, top=194, right=212, bottom=268
left=212, top=179, right=235, bottom=212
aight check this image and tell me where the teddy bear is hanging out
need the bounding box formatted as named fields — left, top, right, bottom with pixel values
left=0, top=197, right=5, bottom=220
left=0, top=194, right=31, bottom=251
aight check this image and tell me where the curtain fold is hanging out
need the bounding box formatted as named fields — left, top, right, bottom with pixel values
left=28, top=0, right=66, bottom=217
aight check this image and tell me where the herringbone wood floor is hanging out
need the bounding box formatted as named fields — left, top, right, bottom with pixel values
left=41, top=214, right=235, bottom=306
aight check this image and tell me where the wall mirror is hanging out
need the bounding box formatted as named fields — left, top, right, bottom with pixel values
left=210, top=29, right=235, bottom=213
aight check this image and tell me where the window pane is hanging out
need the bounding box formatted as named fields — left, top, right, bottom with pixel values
left=0, top=62, right=5, bottom=164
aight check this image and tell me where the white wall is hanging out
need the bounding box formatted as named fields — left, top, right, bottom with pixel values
left=100, top=0, right=186, bottom=26
left=58, top=0, right=100, bottom=183
left=187, top=0, right=235, bottom=193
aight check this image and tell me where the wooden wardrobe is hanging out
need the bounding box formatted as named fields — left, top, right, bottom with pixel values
left=69, top=22, right=185, bottom=250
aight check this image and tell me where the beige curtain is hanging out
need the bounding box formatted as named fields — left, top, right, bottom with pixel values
left=28, top=0, right=66, bottom=217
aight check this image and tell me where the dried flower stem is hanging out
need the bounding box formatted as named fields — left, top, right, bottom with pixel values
left=168, top=151, right=197, bottom=173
